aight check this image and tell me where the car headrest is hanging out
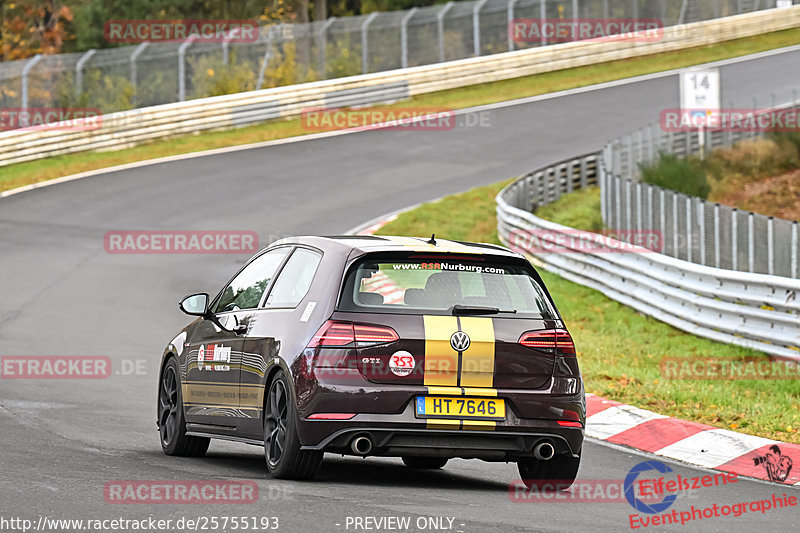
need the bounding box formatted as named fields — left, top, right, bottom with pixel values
left=357, top=292, right=384, bottom=306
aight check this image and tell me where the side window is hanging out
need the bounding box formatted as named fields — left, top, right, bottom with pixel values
left=265, top=248, right=322, bottom=308
left=213, top=248, right=290, bottom=313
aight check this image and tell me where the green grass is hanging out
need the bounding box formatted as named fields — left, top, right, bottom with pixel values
left=3, top=26, right=800, bottom=193
left=375, top=181, right=800, bottom=443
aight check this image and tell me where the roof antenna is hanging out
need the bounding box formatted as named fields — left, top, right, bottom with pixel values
left=427, top=233, right=437, bottom=245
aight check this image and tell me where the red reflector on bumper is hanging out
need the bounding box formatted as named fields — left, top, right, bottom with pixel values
left=556, top=420, right=583, bottom=428
left=307, top=413, right=356, bottom=420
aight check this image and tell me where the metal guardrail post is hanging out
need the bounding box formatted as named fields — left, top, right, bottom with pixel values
left=130, top=42, right=149, bottom=108
left=318, top=17, right=337, bottom=77
left=686, top=196, right=692, bottom=263
left=75, top=49, right=96, bottom=97
left=507, top=0, right=520, bottom=52
left=678, top=0, right=689, bottom=24
left=672, top=193, right=678, bottom=259
left=699, top=201, right=706, bottom=266
left=401, top=8, right=418, bottom=69
left=437, top=3, right=454, bottom=63
left=660, top=189, right=667, bottom=255
left=473, top=0, right=490, bottom=57
left=573, top=0, right=579, bottom=18
left=21, top=54, right=43, bottom=112
left=602, top=0, right=609, bottom=18
left=361, top=12, right=379, bottom=74
left=732, top=209, right=738, bottom=271
left=178, top=35, right=198, bottom=102
left=256, top=27, right=276, bottom=90
left=714, top=204, right=720, bottom=268
left=540, top=0, right=548, bottom=47
left=768, top=217, right=774, bottom=276
left=222, top=27, right=244, bottom=65
left=748, top=212, right=755, bottom=273
left=792, top=222, right=798, bottom=279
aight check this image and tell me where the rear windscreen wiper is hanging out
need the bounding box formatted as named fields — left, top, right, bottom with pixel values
left=451, top=305, right=518, bottom=316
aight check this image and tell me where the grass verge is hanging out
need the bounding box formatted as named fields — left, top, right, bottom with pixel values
left=4, top=27, right=800, bottom=193
left=375, top=181, right=800, bottom=444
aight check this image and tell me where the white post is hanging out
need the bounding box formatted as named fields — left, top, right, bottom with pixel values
left=21, top=54, right=43, bottom=112
left=507, top=0, right=521, bottom=52
left=732, top=209, right=738, bottom=271
left=75, top=49, right=96, bottom=97
left=437, top=3, right=454, bottom=63
left=792, top=222, right=798, bottom=279
left=748, top=212, right=755, bottom=273
left=699, top=201, right=706, bottom=266
left=318, top=17, right=337, bottom=76
left=714, top=204, right=720, bottom=268
left=130, top=42, right=149, bottom=108
left=540, top=0, right=547, bottom=47
left=767, top=217, right=774, bottom=276
left=401, top=8, right=418, bottom=68
left=178, top=34, right=198, bottom=102
left=361, top=12, right=379, bottom=74
left=685, top=196, right=692, bottom=263
left=473, top=0, right=490, bottom=57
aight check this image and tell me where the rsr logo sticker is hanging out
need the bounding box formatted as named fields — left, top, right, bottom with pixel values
left=198, top=344, right=231, bottom=371
left=390, top=351, right=415, bottom=376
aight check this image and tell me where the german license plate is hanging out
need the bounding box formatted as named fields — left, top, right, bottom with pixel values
left=415, top=396, right=505, bottom=420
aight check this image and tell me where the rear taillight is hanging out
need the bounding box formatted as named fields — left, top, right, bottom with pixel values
left=307, top=321, right=399, bottom=348
left=519, top=329, right=576, bottom=356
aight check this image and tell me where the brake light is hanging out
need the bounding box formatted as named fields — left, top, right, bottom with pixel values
left=307, top=321, right=398, bottom=348
left=557, top=420, right=583, bottom=428
left=519, top=329, right=576, bottom=356
left=353, top=324, right=399, bottom=346
left=308, top=321, right=355, bottom=347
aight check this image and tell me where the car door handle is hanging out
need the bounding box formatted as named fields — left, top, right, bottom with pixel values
left=233, top=324, right=248, bottom=335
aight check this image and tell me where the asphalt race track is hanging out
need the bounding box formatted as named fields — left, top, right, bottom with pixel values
left=2, top=47, right=800, bottom=532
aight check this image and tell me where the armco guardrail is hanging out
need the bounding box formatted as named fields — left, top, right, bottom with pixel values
left=601, top=104, right=800, bottom=278
left=2, top=7, right=800, bottom=167
left=497, top=154, right=800, bottom=361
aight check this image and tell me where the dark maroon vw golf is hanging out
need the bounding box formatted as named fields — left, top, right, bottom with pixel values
left=158, top=235, right=584, bottom=486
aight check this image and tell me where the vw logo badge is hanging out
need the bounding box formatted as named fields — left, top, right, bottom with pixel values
left=450, top=331, right=471, bottom=352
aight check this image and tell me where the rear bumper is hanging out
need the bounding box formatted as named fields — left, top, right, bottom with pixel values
left=296, top=387, right=585, bottom=460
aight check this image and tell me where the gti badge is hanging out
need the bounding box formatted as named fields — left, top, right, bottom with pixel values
left=450, top=331, right=471, bottom=352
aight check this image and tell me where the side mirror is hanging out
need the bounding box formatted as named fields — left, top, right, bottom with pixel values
left=179, top=293, right=210, bottom=316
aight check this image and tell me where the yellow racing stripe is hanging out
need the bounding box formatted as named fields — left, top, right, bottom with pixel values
left=461, top=420, right=496, bottom=431
left=458, top=317, right=496, bottom=388
left=423, top=315, right=459, bottom=387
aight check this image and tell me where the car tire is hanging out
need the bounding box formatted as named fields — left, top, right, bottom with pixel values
left=517, top=454, right=580, bottom=490
left=158, top=357, right=210, bottom=457
left=402, top=457, right=449, bottom=469
left=264, top=370, right=323, bottom=480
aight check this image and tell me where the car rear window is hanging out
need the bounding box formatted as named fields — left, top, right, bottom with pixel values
left=339, top=254, right=557, bottom=318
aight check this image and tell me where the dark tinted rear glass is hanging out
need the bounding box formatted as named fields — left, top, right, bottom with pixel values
left=339, top=254, right=557, bottom=318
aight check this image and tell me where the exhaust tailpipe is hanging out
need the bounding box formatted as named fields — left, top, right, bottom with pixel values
left=533, top=442, right=555, bottom=461
left=351, top=436, right=373, bottom=456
